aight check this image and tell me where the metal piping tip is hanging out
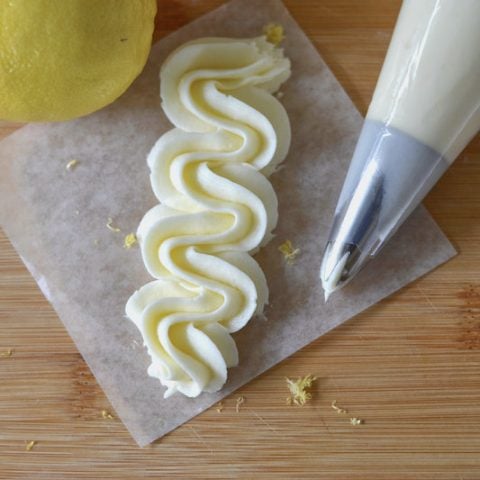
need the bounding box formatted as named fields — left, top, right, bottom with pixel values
left=320, top=147, right=385, bottom=300
left=320, top=242, right=352, bottom=302
left=324, top=289, right=332, bottom=303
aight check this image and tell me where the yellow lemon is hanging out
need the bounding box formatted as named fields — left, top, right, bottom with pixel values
left=0, top=0, right=157, bottom=122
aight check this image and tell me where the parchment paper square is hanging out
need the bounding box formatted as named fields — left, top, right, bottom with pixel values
left=0, top=0, right=455, bottom=446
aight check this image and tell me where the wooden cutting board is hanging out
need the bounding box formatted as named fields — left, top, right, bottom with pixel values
left=1, top=1, right=479, bottom=478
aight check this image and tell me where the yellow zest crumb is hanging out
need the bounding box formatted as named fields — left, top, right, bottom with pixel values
left=350, top=417, right=363, bottom=426
left=101, top=409, right=114, bottom=420
left=215, top=402, right=224, bottom=413
left=66, top=159, right=79, bottom=171
left=0, top=348, right=14, bottom=357
left=236, top=396, right=245, bottom=413
left=123, top=232, right=137, bottom=249
left=94, top=239, right=99, bottom=246
left=25, top=440, right=36, bottom=451
left=278, top=240, right=300, bottom=264
left=106, top=217, right=121, bottom=233
left=263, top=23, right=285, bottom=45
left=286, top=374, right=316, bottom=406
left=331, top=400, right=348, bottom=414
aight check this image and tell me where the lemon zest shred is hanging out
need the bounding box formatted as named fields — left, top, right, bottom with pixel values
left=286, top=374, right=316, bottom=406
left=215, top=402, right=224, bottom=413
left=66, top=159, right=79, bottom=171
left=0, top=348, right=14, bottom=357
left=123, top=232, right=137, bottom=249
left=350, top=417, right=363, bottom=426
left=235, top=396, right=245, bottom=413
left=279, top=240, right=300, bottom=264
left=101, top=409, right=114, bottom=420
left=25, top=440, right=37, bottom=451
left=331, top=400, right=348, bottom=414
left=106, top=217, right=121, bottom=233
left=263, top=23, right=285, bottom=45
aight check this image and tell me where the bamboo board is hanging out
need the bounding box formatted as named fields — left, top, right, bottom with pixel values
left=1, top=1, right=479, bottom=478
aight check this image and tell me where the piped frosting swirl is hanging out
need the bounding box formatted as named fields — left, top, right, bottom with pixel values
left=126, top=36, right=291, bottom=398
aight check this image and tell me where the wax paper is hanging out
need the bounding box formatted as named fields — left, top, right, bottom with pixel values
left=0, top=0, right=456, bottom=446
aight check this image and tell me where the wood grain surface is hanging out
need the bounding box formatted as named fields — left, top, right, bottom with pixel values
left=1, top=1, right=480, bottom=478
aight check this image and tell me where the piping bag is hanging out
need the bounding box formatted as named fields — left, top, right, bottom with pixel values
left=320, top=0, right=480, bottom=300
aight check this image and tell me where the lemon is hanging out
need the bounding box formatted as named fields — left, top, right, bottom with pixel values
left=0, top=0, right=157, bottom=122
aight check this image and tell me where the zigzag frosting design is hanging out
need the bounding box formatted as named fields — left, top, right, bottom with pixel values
left=126, top=37, right=291, bottom=398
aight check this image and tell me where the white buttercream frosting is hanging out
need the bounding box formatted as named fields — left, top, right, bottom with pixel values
left=126, top=36, right=291, bottom=398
